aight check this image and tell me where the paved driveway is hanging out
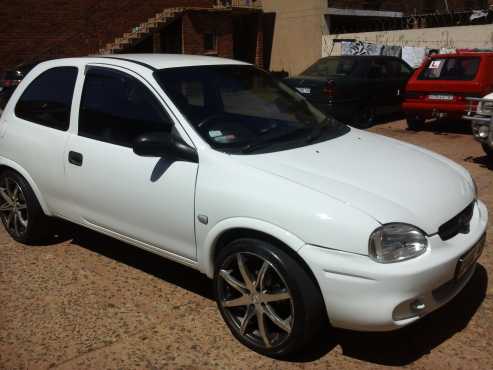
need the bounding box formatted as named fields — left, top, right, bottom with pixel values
left=1, top=120, right=492, bottom=369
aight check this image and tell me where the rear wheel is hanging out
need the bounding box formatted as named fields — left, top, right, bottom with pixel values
left=213, top=238, right=326, bottom=357
left=0, top=170, right=50, bottom=244
left=406, top=115, right=425, bottom=131
left=353, top=105, right=376, bottom=129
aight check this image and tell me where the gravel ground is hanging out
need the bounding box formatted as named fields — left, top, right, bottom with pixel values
left=0, top=119, right=492, bottom=370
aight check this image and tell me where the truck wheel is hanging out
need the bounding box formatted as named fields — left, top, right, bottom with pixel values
left=482, top=143, right=493, bottom=161
left=213, top=238, right=326, bottom=357
left=406, top=115, right=425, bottom=131
left=0, top=169, right=50, bottom=244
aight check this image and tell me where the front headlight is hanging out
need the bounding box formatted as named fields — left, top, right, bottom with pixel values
left=369, top=223, right=428, bottom=263
left=478, top=100, right=493, bottom=115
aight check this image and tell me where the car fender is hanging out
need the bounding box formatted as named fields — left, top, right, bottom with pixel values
left=0, top=156, right=51, bottom=215
left=199, top=217, right=306, bottom=278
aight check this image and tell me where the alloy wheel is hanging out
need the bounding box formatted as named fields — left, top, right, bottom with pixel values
left=217, top=252, right=294, bottom=349
left=0, top=177, right=29, bottom=237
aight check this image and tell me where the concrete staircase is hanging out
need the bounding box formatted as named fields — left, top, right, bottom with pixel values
left=98, top=7, right=184, bottom=55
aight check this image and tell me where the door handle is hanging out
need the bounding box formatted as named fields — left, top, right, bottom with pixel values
left=68, top=151, right=83, bottom=166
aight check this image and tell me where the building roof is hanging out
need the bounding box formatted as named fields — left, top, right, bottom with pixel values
left=98, top=53, right=249, bottom=69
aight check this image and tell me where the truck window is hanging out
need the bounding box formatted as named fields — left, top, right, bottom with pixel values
left=418, top=57, right=480, bottom=81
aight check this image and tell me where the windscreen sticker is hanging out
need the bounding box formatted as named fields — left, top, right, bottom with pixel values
left=209, top=130, right=223, bottom=138
left=214, top=134, right=237, bottom=144
left=429, top=60, right=443, bottom=69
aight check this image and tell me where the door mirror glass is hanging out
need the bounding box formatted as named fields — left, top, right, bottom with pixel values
left=133, top=132, right=198, bottom=163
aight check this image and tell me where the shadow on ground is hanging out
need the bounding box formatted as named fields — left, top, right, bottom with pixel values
left=40, top=221, right=488, bottom=366
left=409, top=118, right=471, bottom=135
left=467, top=154, right=493, bottom=170
left=42, top=221, right=214, bottom=300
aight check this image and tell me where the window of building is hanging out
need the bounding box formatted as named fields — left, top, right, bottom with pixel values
left=15, top=67, right=78, bottom=131
left=79, top=68, right=172, bottom=147
left=204, top=33, right=217, bottom=54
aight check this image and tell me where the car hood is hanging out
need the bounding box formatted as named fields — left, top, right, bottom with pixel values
left=236, top=129, right=474, bottom=234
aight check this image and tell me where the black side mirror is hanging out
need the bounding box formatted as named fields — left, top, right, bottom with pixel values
left=133, top=132, right=198, bottom=163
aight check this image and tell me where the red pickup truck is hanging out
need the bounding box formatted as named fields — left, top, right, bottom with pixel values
left=403, top=52, right=493, bottom=130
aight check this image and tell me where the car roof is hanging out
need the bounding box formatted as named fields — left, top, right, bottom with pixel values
left=53, top=53, right=250, bottom=70
left=430, top=52, right=493, bottom=59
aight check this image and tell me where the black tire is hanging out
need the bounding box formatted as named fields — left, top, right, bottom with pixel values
left=406, top=115, right=425, bottom=131
left=0, top=169, right=50, bottom=244
left=352, top=105, right=376, bottom=129
left=481, top=143, right=493, bottom=161
left=213, top=238, right=326, bottom=357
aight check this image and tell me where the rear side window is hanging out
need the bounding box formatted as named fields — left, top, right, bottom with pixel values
left=15, top=67, right=78, bottom=131
left=302, top=58, right=358, bottom=77
left=418, top=57, right=480, bottom=81
left=79, top=68, right=172, bottom=147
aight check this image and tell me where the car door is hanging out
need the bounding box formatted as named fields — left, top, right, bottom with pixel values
left=64, top=66, right=198, bottom=260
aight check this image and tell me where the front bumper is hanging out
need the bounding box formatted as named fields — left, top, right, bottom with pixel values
left=299, top=200, right=488, bottom=331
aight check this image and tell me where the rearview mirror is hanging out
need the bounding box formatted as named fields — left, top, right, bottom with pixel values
left=133, top=132, right=198, bottom=163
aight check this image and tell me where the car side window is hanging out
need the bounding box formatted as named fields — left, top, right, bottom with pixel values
left=79, top=68, right=172, bottom=147
left=367, top=60, right=389, bottom=79
left=15, top=67, right=78, bottom=131
left=387, top=60, right=413, bottom=79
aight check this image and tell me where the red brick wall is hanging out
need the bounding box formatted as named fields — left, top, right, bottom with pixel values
left=0, top=0, right=213, bottom=71
left=182, top=11, right=234, bottom=58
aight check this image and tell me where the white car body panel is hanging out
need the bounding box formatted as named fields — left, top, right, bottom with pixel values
left=235, top=128, right=475, bottom=235
left=0, top=54, right=488, bottom=333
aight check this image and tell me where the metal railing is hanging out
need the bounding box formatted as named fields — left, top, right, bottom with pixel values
left=215, top=0, right=262, bottom=8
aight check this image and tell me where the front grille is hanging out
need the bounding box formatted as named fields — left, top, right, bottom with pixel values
left=438, top=202, right=475, bottom=241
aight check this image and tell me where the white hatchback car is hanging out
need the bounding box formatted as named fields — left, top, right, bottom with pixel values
left=0, top=55, right=488, bottom=357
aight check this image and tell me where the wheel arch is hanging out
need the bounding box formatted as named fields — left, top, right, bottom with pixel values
left=202, top=218, right=329, bottom=324
left=201, top=218, right=311, bottom=280
left=0, top=159, right=51, bottom=216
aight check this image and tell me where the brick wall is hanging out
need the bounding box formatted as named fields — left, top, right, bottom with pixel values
left=0, top=0, right=213, bottom=71
left=182, top=11, right=234, bottom=58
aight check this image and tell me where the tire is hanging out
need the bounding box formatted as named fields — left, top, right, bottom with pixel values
left=482, top=143, right=493, bottom=161
left=213, top=238, right=326, bottom=357
left=406, top=115, right=425, bottom=131
left=0, top=169, right=50, bottom=244
left=352, top=105, right=376, bottom=129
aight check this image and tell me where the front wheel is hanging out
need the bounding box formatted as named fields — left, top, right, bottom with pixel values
left=213, top=238, right=326, bottom=357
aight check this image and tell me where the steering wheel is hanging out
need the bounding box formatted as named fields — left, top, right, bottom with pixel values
left=197, top=113, right=229, bottom=130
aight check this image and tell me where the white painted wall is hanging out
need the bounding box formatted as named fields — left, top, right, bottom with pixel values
left=322, top=24, right=493, bottom=57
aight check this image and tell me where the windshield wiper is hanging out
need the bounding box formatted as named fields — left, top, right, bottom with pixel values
left=241, top=127, right=309, bottom=153
left=305, top=119, right=333, bottom=144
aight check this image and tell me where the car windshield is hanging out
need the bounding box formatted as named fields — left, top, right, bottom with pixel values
left=418, top=57, right=480, bottom=81
left=301, top=58, right=357, bottom=78
left=154, top=65, right=349, bottom=154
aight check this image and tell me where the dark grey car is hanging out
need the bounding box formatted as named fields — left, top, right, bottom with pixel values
left=284, top=56, right=413, bottom=128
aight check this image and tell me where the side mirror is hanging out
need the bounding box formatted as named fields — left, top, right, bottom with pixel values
left=133, top=132, right=198, bottom=163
